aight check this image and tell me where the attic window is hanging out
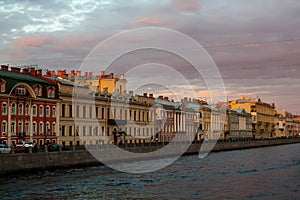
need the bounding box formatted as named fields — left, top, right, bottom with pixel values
left=47, top=87, right=55, bottom=98
left=16, top=86, right=26, bottom=95
left=33, top=85, right=42, bottom=96
left=0, top=79, right=6, bottom=93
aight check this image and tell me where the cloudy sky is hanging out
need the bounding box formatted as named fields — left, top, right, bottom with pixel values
left=0, top=0, right=299, bottom=113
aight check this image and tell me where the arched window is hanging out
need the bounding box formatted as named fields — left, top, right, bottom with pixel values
left=11, top=103, right=16, bottom=115
left=46, top=122, right=50, bottom=135
left=2, top=102, right=7, bottom=115
left=1, top=121, right=7, bottom=134
left=39, top=105, right=44, bottom=117
left=52, top=106, right=56, bottom=117
left=11, top=121, right=15, bottom=134
left=32, top=105, right=37, bottom=116
left=39, top=122, right=44, bottom=134
left=25, top=104, right=29, bottom=115
left=18, top=104, right=23, bottom=115
left=46, top=106, right=50, bottom=117
left=32, top=121, right=37, bottom=134
left=52, top=123, right=56, bottom=135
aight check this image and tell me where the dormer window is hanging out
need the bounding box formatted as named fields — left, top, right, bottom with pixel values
left=47, top=86, right=55, bottom=98
left=0, top=79, right=6, bottom=93
left=33, top=85, right=42, bottom=97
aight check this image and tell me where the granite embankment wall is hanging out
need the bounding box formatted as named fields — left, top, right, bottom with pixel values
left=1, top=138, right=299, bottom=174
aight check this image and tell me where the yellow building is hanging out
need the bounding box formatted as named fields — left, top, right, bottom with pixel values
left=229, top=96, right=276, bottom=139
left=275, top=110, right=293, bottom=138
left=81, top=71, right=127, bottom=94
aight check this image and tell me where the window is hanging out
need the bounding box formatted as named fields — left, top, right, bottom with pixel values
left=52, top=123, right=56, bottom=134
left=39, top=105, right=43, bottom=117
left=89, top=126, right=92, bottom=136
left=52, top=106, right=56, bottom=117
left=76, top=126, right=79, bottom=136
left=94, top=127, right=98, bottom=136
left=46, top=106, right=50, bottom=117
left=25, top=104, right=29, bottom=115
left=46, top=123, right=50, bottom=135
left=18, top=104, right=23, bottom=115
left=83, top=126, right=86, bottom=136
left=16, top=86, right=26, bottom=95
left=95, top=106, right=98, bottom=118
left=47, top=87, right=55, bottom=98
left=2, top=121, right=7, bottom=134
left=62, top=104, right=65, bottom=117
left=89, top=106, right=92, bottom=118
left=0, top=82, right=6, bottom=93
left=33, top=122, right=36, bottom=134
left=101, top=107, right=104, bottom=119
left=18, top=122, right=22, bottom=134
left=33, top=105, right=37, bottom=116
left=39, top=122, right=43, bottom=134
left=69, top=105, right=72, bottom=117
left=11, top=103, right=16, bottom=115
left=83, top=106, right=86, bottom=118
left=11, top=122, right=15, bottom=134
left=76, top=105, right=79, bottom=117
left=34, top=85, right=42, bottom=97
left=61, top=125, right=65, bottom=136
left=25, top=122, right=29, bottom=134
left=2, top=103, right=7, bottom=115
left=69, top=126, right=72, bottom=136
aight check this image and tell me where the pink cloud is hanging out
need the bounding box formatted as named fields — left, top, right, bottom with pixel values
left=134, top=17, right=168, bottom=26
left=13, top=35, right=53, bottom=47
left=172, top=0, right=199, bottom=12
left=243, top=43, right=260, bottom=48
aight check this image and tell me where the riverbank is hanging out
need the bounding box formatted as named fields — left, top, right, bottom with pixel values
left=1, top=138, right=299, bottom=174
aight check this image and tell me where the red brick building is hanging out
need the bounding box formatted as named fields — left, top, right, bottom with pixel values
left=0, top=65, right=59, bottom=146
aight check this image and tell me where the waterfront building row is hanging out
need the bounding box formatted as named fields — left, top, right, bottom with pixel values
left=0, top=65, right=299, bottom=146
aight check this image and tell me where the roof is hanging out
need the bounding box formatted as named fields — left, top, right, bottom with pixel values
left=0, top=69, right=51, bottom=85
left=231, top=108, right=245, bottom=114
left=155, top=98, right=181, bottom=108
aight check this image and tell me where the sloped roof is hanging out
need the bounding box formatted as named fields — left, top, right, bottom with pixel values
left=0, top=69, right=51, bottom=84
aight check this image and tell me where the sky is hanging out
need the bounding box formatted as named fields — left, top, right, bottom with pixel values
left=0, top=0, right=299, bottom=113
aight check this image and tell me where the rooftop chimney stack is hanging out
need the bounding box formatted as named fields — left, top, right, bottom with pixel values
left=1, top=65, right=8, bottom=71
left=10, top=67, right=21, bottom=73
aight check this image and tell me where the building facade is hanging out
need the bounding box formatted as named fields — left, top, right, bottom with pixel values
left=227, top=108, right=252, bottom=139
left=230, top=97, right=276, bottom=139
left=0, top=65, right=59, bottom=146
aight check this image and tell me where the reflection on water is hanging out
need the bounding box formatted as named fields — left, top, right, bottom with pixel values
left=1, top=143, right=299, bottom=199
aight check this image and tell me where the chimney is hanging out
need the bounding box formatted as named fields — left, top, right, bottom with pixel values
left=88, top=72, right=93, bottom=79
left=76, top=71, right=81, bottom=77
left=11, top=67, right=21, bottom=73
left=143, top=93, right=148, bottom=97
left=84, top=72, right=88, bottom=80
left=149, top=94, right=153, bottom=98
left=1, top=65, right=8, bottom=71
left=159, top=96, right=163, bottom=100
left=101, top=71, right=105, bottom=78
left=70, top=70, right=75, bottom=76
left=45, top=71, right=51, bottom=76
left=36, top=69, right=42, bottom=76
left=22, top=68, right=29, bottom=74
left=110, top=73, right=113, bottom=78
left=30, top=68, right=36, bottom=76
left=164, top=97, right=169, bottom=101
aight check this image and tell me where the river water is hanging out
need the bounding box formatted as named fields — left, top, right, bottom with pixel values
left=1, top=143, right=299, bottom=199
